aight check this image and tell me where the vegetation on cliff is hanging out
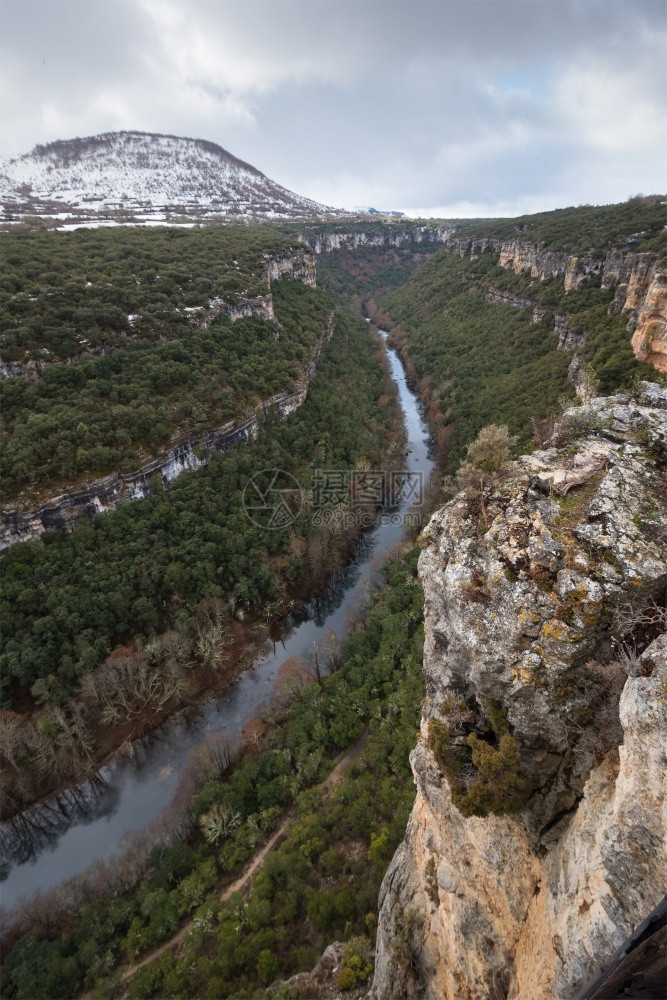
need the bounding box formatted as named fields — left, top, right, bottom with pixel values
left=379, top=250, right=574, bottom=466
left=428, top=698, right=531, bottom=818
left=3, top=202, right=664, bottom=1000
left=379, top=206, right=659, bottom=468
left=485, top=265, right=654, bottom=391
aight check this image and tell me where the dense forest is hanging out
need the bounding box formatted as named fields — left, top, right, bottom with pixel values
left=315, top=243, right=431, bottom=307
left=0, top=225, right=301, bottom=364
left=0, top=547, right=425, bottom=999
left=451, top=195, right=667, bottom=255
left=1, top=280, right=329, bottom=502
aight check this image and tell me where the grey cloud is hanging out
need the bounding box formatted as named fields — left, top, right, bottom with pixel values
left=1, top=0, right=665, bottom=215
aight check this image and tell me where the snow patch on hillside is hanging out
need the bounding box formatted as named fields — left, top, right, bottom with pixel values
left=0, top=131, right=341, bottom=223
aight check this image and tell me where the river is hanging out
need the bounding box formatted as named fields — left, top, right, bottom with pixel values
left=0, top=333, right=434, bottom=912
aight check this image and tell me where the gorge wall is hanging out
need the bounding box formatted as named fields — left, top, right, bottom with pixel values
left=372, top=382, right=667, bottom=999
left=0, top=312, right=334, bottom=550
left=446, top=233, right=667, bottom=375
left=299, top=224, right=455, bottom=255
left=307, top=224, right=666, bottom=377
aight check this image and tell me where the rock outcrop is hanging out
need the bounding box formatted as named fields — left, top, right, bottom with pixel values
left=484, top=289, right=533, bottom=311
left=630, top=268, right=667, bottom=373
left=268, top=942, right=371, bottom=999
left=0, top=313, right=335, bottom=550
left=372, top=383, right=667, bottom=999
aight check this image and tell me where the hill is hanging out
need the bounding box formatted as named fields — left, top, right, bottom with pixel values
left=0, top=131, right=340, bottom=225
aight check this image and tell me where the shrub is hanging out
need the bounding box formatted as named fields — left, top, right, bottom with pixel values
left=337, top=936, right=372, bottom=990
left=337, top=965, right=360, bottom=990
left=457, top=733, right=531, bottom=817
left=256, top=948, right=280, bottom=984
left=457, top=425, right=517, bottom=524
left=425, top=857, right=439, bottom=906
left=428, top=701, right=531, bottom=818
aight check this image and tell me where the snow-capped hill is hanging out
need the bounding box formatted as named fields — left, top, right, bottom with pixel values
left=351, top=206, right=405, bottom=217
left=0, top=131, right=341, bottom=225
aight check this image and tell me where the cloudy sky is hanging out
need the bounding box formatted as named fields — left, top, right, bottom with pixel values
left=1, top=0, right=665, bottom=217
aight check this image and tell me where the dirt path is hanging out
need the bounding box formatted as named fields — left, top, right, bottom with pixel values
left=115, top=729, right=368, bottom=990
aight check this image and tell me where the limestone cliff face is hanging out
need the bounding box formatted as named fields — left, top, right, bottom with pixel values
left=300, top=227, right=667, bottom=376
left=441, top=233, right=667, bottom=376
left=372, top=383, right=667, bottom=999
left=0, top=313, right=335, bottom=550
left=630, top=268, right=667, bottom=373
left=266, top=248, right=317, bottom=286
left=300, top=225, right=455, bottom=255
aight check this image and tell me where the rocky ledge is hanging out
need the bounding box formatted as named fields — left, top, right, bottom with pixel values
left=372, top=383, right=667, bottom=999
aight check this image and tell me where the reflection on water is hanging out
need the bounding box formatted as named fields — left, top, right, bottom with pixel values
left=0, top=336, right=434, bottom=910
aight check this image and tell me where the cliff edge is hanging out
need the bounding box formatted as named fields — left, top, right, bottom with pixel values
left=372, top=383, right=667, bottom=999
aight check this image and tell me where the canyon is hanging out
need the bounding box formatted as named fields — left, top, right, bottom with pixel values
left=305, top=223, right=667, bottom=380
left=1, top=201, right=666, bottom=997
left=3, top=222, right=665, bottom=549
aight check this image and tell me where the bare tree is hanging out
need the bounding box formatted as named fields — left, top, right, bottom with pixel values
left=200, top=802, right=242, bottom=845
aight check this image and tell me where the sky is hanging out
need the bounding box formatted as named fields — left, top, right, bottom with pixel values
left=1, top=0, right=665, bottom=217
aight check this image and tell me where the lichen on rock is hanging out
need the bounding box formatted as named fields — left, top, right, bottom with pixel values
left=371, top=383, right=667, bottom=1000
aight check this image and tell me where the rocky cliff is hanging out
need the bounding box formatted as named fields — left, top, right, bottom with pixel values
left=300, top=224, right=455, bottom=255
left=0, top=313, right=335, bottom=550
left=189, top=248, right=317, bottom=330
left=372, top=383, right=667, bottom=999
left=499, top=241, right=666, bottom=374
left=444, top=234, right=667, bottom=375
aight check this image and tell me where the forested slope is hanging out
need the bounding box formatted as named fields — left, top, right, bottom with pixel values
left=449, top=195, right=666, bottom=255
left=0, top=225, right=301, bottom=364
left=0, top=228, right=320, bottom=504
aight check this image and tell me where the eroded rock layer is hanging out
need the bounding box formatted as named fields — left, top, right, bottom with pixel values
left=372, top=383, right=667, bottom=1000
